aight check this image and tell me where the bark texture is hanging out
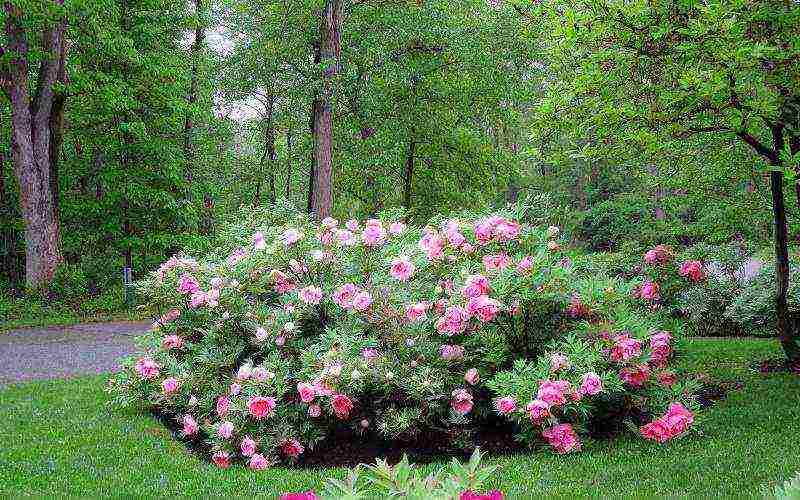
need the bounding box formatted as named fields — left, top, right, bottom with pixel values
left=3, top=2, right=66, bottom=287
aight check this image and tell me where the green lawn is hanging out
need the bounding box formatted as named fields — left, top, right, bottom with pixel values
left=1, top=338, right=798, bottom=498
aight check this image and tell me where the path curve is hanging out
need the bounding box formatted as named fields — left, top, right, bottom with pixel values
left=0, top=321, right=151, bottom=384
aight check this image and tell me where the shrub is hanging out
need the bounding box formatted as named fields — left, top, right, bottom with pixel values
left=773, top=472, right=800, bottom=500
left=108, top=203, right=697, bottom=469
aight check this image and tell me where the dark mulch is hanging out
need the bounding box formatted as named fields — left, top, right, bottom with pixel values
left=754, top=357, right=800, bottom=375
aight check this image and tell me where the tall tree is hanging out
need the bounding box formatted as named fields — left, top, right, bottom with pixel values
left=1, top=1, right=66, bottom=287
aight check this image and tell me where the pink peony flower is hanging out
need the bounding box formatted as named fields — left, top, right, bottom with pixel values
left=389, top=221, right=407, bottom=235
left=252, top=367, right=272, bottom=382
left=526, top=399, right=550, bottom=422
left=241, top=435, right=257, bottom=457
left=331, top=394, right=354, bottom=419
left=226, top=248, right=247, bottom=266
left=440, top=344, right=466, bottom=361
left=462, top=274, right=491, bottom=298
left=610, top=334, right=643, bottom=362
left=281, top=228, right=303, bottom=246
left=640, top=281, right=660, bottom=302
left=134, top=358, right=160, bottom=379
left=644, top=245, right=672, bottom=265
left=332, top=283, right=358, bottom=309
left=678, top=260, right=704, bottom=282
left=280, top=492, right=318, bottom=500
left=620, top=364, right=650, bottom=386
left=550, top=353, right=570, bottom=373
left=297, top=382, right=316, bottom=403
left=308, top=404, right=322, bottom=418
left=579, top=372, right=603, bottom=396
left=345, top=219, right=359, bottom=231
left=177, top=274, right=200, bottom=294
left=162, top=377, right=180, bottom=394
left=657, top=370, right=677, bottom=386
left=640, top=417, right=671, bottom=442
left=451, top=389, right=474, bottom=415
left=650, top=331, right=673, bottom=367
left=282, top=439, right=305, bottom=458
left=495, top=396, right=517, bottom=415
left=664, top=402, right=694, bottom=435
left=248, top=396, right=276, bottom=420
left=516, top=256, right=534, bottom=275
left=464, top=368, right=479, bottom=385
left=249, top=453, right=270, bottom=470
left=321, top=216, right=338, bottom=229
left=362, top=348, right=379, bottom=360
left=212, top=451, right=230, bottom=469
left=537, top=380, right=569, bottom=406
left=473, top=219, right=495, bottom=246
left=216, top=396, right=230, bottom=417
left=161, top=308, right=181, bottom=323
left=467, top=295, right=501, bottom=323
left=435, top=305, right=470, bottom=335
left=361, top=220, right=387, bottom=246
left=405, top=302, right=430, bottom=322
left=182, top=415, right=198, bottom=435
left=217, top=420, right=234, bottom=439
left=418, top=232, right=445, bottom=260
left=483, top=253, right=511, bottom=272
left=336, top=229, right=357, bottom=246
left=494, top=218, right=520, bottom=242
left=298, top=286, right=323, bottom=305
left=390, top=257, right=415, bottom=281
left=542, top=423, right=580, bottom=454
left=460, top=490, right=504, bottom=500
left=162, top=335, right=183, bottom=350
left=253, top=231, right=267, bottom=250
left=273, top=271, right=296, bottom=294
left=352, top=291, right=373, bottom=311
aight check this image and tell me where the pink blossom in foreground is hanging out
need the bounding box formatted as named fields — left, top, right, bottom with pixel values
left=216, top=396, right=230, bottom=417
left=460, top=490, right=504, bottom=500
left=467, top=295, right=501, bottom=323
left=537, top=380, right=569, bottom=406
left=495, top=396, right=517, bottom=415
left=362, top=219, right=387, bottom=246
left=182, top=415, right=198, bottom=435
left=308, top=404, right=322, bottom=418
left=462, top=274, right=490, bottom=298
left=550, top=353, right=570, bottom=373
left=345, top=219, right=359, bottom=231
left=679, top=260, right=704, bottom=282
left=389, top=221, right=406, bottom=235
left=249, top=453, right=270, bottom=470
left=253, top=231, right=266, bottom=250
left=657, top=370, right=677, bottom=386
left=516, top=256, right=534, bottom=275
left=619, top=364, right=650, bottom=387
left=297, top=382, right=316, bottom=403
left=281, top=228, right=303, bottom=246
left=241, top=436, right=257, bottom=457
left=440, top=344, right=465, bottom=361
left=644, top=245, right=672, bottom=265
left=331, top=394, right=354, bottom=419
left=298, top=286, right=323, bottom=305
left=248, top=396, right=276, bottom=419
left=280, top=492, right=318, bottom=500
left=282, top=439, right=305, bottom=458
left=134, top=358, right=160, bottom=379
left=640, top=281, right=660, bottom=301
left=579, top=372, right=603, bottom=396
left=526, top=399, right=550, bottom=422
left=451, top=389, right=474, bottom=415
left=494, top=218, right=520, bottom=242
left=212, top=451, right=230, bottom=469
left=418, top=232, right=445, bottom=260
left=436, top=305, right=470, bottom=335
left=332, top=283, right=358, bottom=309
left=610, top=334, right=642, bottom=362
left=217, top=420, right=234, bottom=439
left=321, top=217, right=338, bottom=229
left=405, top=302, right=429, bottom=322
left=177, top=274, right=200, bottom=294
left=162, top=335, right=183, bottom=350
left=641, top=402, right=694, bottom=442
left=390, top=257, right=415, bottom=281
left=162, top=377, right=180, bottom=394
left=352, top=291, right=373, bottom=311
left=542, top=423, right=580, bottom=453
left=483, top=253, right=511, bottom=272
left=464, top=368, right=479, bottom=385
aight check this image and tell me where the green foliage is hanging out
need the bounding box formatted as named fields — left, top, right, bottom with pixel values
left=774, top=472, right=800, bottom=500
left=319, top=448, right=500, bottom=500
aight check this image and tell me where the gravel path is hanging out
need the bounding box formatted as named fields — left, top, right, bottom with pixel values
left=0, top=321, right=151, bottom=384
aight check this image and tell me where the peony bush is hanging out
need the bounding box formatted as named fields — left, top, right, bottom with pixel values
left=109, top=202, right=699, bottom=469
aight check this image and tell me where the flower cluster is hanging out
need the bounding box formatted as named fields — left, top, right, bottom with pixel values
left=109, top=206, right=697, bottom=469
left=637, top=245, right=707, bottom=307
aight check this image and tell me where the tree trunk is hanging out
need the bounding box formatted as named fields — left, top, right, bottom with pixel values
left=309, top=0, right=342, bottom=220
left=265, top=97, right=277, bottom=204
left=403, top=127, right=415, bottom=211
left=770, top=171, right=800, bottom=363
left=286, top=127, right=293, bottom=198
left=3, top=2, right=65, bottom=288
left=183, top=0, right=205, bottom=176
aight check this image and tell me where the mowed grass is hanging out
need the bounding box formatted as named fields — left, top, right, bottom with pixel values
left=1, top=338, right=798, bottom=498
